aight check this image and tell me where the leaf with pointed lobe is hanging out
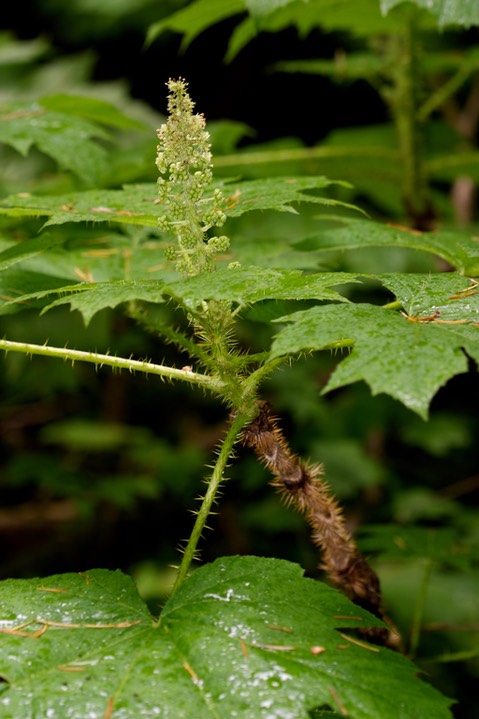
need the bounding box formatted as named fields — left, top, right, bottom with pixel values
left=0, top=177, right=357, bottom=229
left=269, top=301, right=473, bottom=418
left=0, top=556, right=453, bottom=719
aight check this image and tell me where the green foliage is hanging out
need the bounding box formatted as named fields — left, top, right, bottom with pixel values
left=147, top=0, right=479, bottom=61
left=0, top=176, right=355, bottom=227
left=381, top=0, right=479, bottom=27
left=4, top=270, right=356, bottom=324
left=1, top=3, right=479, bottom=717
left=0, top=557, right=452, bottom=718
left=295, top=217, right=479, bottom=275
left=268, top=272, right=479, bottom=417
left=0, top=97, right=138, bottom=186
left=269, top=301, right=470, bottom=418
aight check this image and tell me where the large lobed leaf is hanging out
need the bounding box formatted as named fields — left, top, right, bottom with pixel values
left=377, top=272, right=479, bottom=322
left=21, top=280, right=169, bottom=325
left=295, top=216, right=479, bottom=276
left=147, top=0, right=440, bottom=60
left=2, top=269, right=358, bottom=324
left=3, top=267, right=479, bottom=419
left=0, top=556, right=452, bottom=718
left=166, top=267, right=359, bottom=308
left=218, top=176, right=355, bottom=216
left=270, top=273, right=479, bottom=418
left=0, top=185, right=161, bottom=228
left=0, top=177, right=354, bottom=228
left=148, top=0, right=479, bottom=64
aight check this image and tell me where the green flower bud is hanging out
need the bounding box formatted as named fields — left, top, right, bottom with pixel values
left=207, top=235, right=230, bottom=254
left=164, top=245, right=177, bottom=260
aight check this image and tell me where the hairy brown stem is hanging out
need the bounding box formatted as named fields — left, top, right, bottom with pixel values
left=241, top=402, right=400, bottom=648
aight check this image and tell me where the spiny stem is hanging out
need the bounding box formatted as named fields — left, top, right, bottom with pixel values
left=241, top=402, right=401, bottom=649
left=0, top=339, right=224, bottom=392
left=171, top=411, right=252, bottom=596
left=384, top=16, right=430, bottom=227
left=127, top=302, right=212, bottom=365
left=243, top=356, right=285, bottom=391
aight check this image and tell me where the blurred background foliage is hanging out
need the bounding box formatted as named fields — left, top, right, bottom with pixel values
left=0, top=1, right=479, bottom=716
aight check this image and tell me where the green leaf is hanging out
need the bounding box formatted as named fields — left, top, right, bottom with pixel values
left=377, top=272, right=479, bottom=322
left=269, top=302, right=471, bottom=417
left=0, top=102, right=110, bottom=185
left=0, top=268, right=74, bottom=315
left=227, top=0, right=437, bottom=58
left=244, top=0, right=307, bottom=16
left=378, top=272, right=479, bottom=370
left=148, top=0, right=433, bottom=62
left=0, top=235, right=67, bottom=270
left=12, top=280, right=168, bottom=325
left=39, top=94, right=146, bottom=131
left=221, top=176, right=358, bottom=216
left=0, top=178, right=358, bottom=229
left=6, top=270, right=357, bottom=324
left=146, top=0, right=245, bottom=49
left=0, top=556, right=452, bottom=718
left=381, top=0, right=479, bottom=27
left=0, top=185, right=162, bottom=228
left=0, top=230, right=176, bottom=316
left=167, top=268, right=359, bottom=308
left=296, top=217, right=479, bottom=275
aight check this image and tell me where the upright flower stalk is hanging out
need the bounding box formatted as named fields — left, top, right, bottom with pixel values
left=156, top=79, right=230, bottom=276
left=155, top=79, right=253, bottom=410
left=155, top=81, right=260, bottom=592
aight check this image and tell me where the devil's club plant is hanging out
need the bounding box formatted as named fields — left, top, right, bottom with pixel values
left=143, top=80, right=394, bottom=616
left=0, top=75, right=475, bottom=717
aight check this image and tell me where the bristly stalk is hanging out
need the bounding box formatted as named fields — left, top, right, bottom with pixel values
left=380, top=12, right=432, bottom=229
left=171, top=410, right=253, bottom=595
left=241, top=401, right=401, bottom=649
left=0, top=339, right=224, bottom=392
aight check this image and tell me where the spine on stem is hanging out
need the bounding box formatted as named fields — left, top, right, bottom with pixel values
left=242, top=402, right=400, bottom=648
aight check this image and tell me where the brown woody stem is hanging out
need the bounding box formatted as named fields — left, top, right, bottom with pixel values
left=242, top=402, right=400, bottom=648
